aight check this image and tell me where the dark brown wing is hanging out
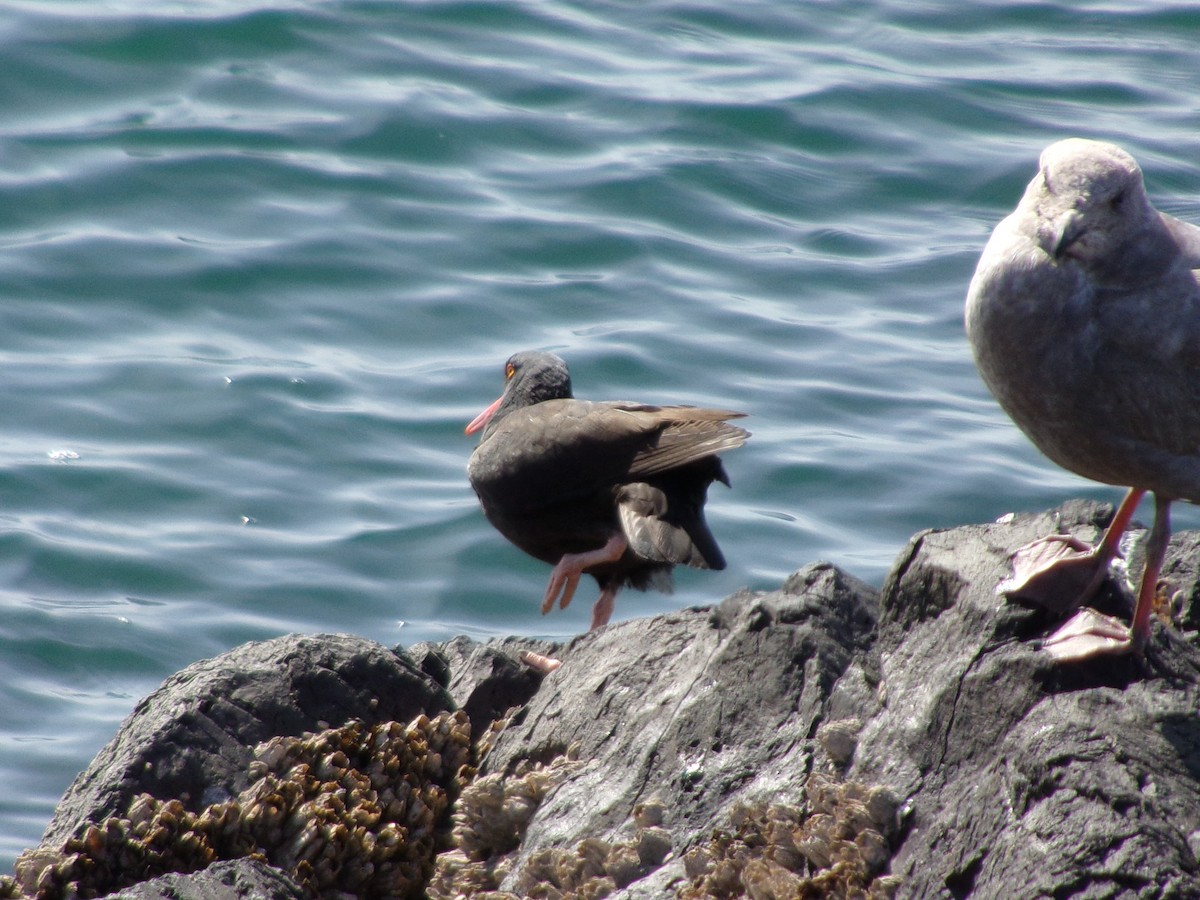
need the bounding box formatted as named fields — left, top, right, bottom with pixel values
left=616, top=405, right=748, bottom=480
left=467, top=399, right=747, bottom=516
left=616, top=458, right=728, bottom=571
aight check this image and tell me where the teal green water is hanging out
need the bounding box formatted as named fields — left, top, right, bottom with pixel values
left=2, top=0, right=1200, bottom=863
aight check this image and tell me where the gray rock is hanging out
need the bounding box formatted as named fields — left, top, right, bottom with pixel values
left=14, top=503, right=1200, bottom=899
left=476, top=561, right=879, bottom=884
left=102, top=859, right=304, bottom=900
left=854, top=500, right=1200, bottom=898
left=408, top=634, right=555, bottom=736
left=39, top=632, right=450, bottom=849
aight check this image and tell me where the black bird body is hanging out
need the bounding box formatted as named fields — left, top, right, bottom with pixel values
left=466, top=351, right=747, bottom=630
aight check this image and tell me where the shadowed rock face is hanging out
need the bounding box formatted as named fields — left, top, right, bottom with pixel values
left=105, top=860, right=305, bottom=900
left=36, top=633, right=455, bottom=852
left=7, top=502, right=1200, bottom=899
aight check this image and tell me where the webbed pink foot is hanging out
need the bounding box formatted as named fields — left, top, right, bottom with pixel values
left=1037, top=492, right=1170, bottom=664
left=1000, top=488, right=1145, bottom=615
left=1040, top=608, right=1132, bottom=661
left=1001, top=534, right=1112, bottom=614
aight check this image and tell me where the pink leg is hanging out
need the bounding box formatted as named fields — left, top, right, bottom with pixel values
left=590, top=585, right=621, bottom=631
left=1129, top=494, right=1170, bottom=652
left=1042, top=493, right=1170, bottom=662
left=519, top=649, right=563, bottom=673
left=1002, top=487, right=1145, bottom=612
left=541, top=534, right=627, bottom=615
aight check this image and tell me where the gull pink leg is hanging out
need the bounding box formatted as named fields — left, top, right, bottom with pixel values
left=1003, top=487, right=1145, bottom=612
left=1074, top=486, right=1146, bottom=600
left=1129, top=494, right=1170, bottom=652
left=1043, top=493, right=1170, bottom=662
left=541, top=534, right=627, bottom=615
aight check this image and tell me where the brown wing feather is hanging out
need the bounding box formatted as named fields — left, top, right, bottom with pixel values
left=468, top=400, right=748, bottom=516
left=616, top=478, right=725, bottom=570
left=605, top=404, right=749, bottom=480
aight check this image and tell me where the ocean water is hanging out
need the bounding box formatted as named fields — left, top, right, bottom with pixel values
left=1, top=0, right=1198, bottom=865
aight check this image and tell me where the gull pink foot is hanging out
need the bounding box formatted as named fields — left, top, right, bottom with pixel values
left=1001, top=534, right=1114, bottom=614
left=1037, top=493, right=1170, bottom=664
left=1001, top=488, right=1145, bottom=615
left=1040, top=608, right=1133, bottom=661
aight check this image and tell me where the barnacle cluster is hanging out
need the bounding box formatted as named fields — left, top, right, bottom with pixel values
left=816, top=717, right=863, bottom=768
left=429, top=750, right=901, bottom=898
left=429, top=746, right=678, bottom=898
left=678, top=774, right=902, bottom=899
left=426, top=746, right=588, bottom=897
left=430, top=781, right=671, bottom=899
left=0, top=697, right=905, bottom=900
left=0, top=711, right=473, bottom=900
left=507, top=799, right=673, bottom=900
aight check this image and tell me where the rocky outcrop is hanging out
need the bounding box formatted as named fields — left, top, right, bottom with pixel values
left=3, top=501, right=1199, bottom=899
left=103, top=860, right=304, bottom=900
left=860, top=499, right=1200, bottom=897
left=37, top=633, right=454, bottom=852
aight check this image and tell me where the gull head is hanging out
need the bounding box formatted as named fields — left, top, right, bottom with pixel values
left=1024, top=138, right=1152, bottom=273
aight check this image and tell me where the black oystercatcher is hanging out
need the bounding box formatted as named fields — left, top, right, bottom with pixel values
left=466, top=351, right=748, bottom=634
left=966, top=138, right=1200, bottom=662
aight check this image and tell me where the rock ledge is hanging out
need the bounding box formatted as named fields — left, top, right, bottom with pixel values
left=5, top=502, right=1200, bottom=899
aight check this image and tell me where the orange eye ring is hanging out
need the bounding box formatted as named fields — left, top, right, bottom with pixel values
left=506, top=363, right=516, bottom=379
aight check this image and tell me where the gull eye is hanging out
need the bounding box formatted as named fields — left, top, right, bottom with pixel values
left=506, top=363, right=516, bottom=380
left=1109, top=189, right=1126, bottom=212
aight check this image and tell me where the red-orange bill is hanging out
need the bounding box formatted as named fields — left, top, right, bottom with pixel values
left=465, top=395, right=503, bottom=435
